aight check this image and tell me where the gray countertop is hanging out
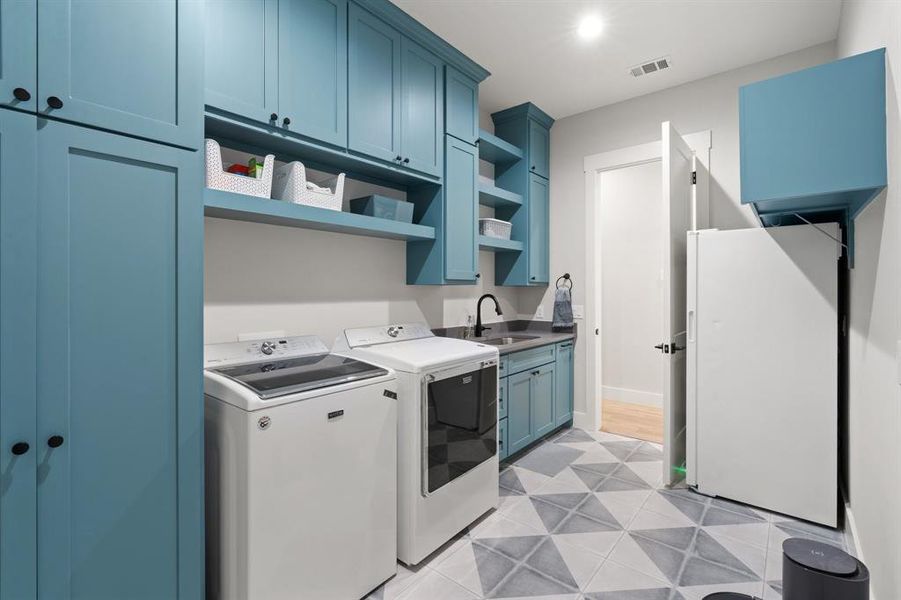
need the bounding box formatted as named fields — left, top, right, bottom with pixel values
left=433, top=320, right=576, bottom=355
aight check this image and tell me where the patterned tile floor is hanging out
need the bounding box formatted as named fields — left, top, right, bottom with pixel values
left=368, top=427, right=850, bottom=600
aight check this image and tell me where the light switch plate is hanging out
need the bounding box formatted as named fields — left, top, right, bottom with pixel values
left=536, top=306, right=545, bottom=319
left=572, top=304, right=584, bottom=319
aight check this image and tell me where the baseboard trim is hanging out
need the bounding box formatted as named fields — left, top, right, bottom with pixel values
left=572, top=411, right=593, bottom=431
left=601, top=385, right=663, bottom=408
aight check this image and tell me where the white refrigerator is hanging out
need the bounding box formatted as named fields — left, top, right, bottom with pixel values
left=686, top=224, right=839, bottom=526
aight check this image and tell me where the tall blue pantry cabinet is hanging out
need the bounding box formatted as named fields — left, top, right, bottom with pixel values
left=0, top=1, right=204, bottom=599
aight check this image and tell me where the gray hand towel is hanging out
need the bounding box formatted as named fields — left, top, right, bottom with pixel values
left=552, top=287, right=573, bottom=329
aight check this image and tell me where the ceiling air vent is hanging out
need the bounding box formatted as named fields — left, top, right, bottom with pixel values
left=630, top=56, right=672, bottom=78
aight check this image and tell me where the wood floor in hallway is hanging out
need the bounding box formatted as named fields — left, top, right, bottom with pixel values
left=600, top=398, right=664, bottom=444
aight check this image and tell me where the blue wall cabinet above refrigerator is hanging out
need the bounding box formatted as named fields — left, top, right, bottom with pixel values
left=740, top=48, right=887, bottom=227
left=0, top=0, right=37, bottom=112
left=0, top=108, right=38, bottom=600
left=36, top=0, right=203, bottom=149
left=400, top=38, right=444, bottom=177
left=205, top=0, right=279, bottom=127
left=445, top=65, right=479, bottom=145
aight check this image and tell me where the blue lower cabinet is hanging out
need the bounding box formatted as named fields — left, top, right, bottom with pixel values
left=498, top=418, right=508, bottom=460
left=507, top=371, right=533, bottom=454
left=0, top=109, right=38, bottom=600
left=498, top=377, right=508, bottom=420
left=35, top=120, right=203, bottom=599
left=554, top=341, right=574, bottom=426
left=531, top=364, right=556, bottom=439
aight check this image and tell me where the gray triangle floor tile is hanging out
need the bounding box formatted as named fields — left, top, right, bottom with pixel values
left=678, top=555, right=760, bottom=587
left=576, top=494, right=624, bottom=528
left=477, top=535, right=546, bottom=561
left=702, top=506, right=765, bottom=527
left=554, top=428, right=596, bottom=443
left=708, top=495, right=766, bottom=519
left=556, top=512, right=620, bottom=535
left=524, top=537, right=579, bottom=588
left=625, top=446, right=663, bottom=462
left=584, top=590, right=684, bottom=600
left=514, top=442, right=585, bottom=477
left=472, top=543, right=518, bottom=596
left=534, top=492, right=591, bottom=510
left=573, top=462, right=621, bottom=476
left=489, top=564, right=576, bottom=598
left=610, top=464, right=652, bottom=489
left=600, top=440, right=642, bottom=460
left=531, top=497, right=571, bottom=532
left=773, top=520, right=844, bottom=544
left=659, top=492, right=706, bottom=524
left=572, top=467, right=608, bottom=490
left=692, top=530, right=758, bottom=578
left=597, top=476, right=648, bottom=492
left=631, top=527, right=697, bottom=551
left=768, top=580, right=783, bottom=594
left=660, top=487, right=710, bottom=505
left=629, top=534, right=687, bottom=583
left=499, top=468, right=526, bottom=495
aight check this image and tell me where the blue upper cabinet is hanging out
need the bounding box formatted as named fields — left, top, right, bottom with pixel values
left=349, top=4, right=402, bottom=164
left=35, top=120, right=203, bottom=599
left=528, top=119, right=550, bottom=179
left=400, top=38, right=443, bottom=177
left=443, top=136, right=478, bottom=281
left=740, top=48, right=887, bottom=226
left=0, top=0, right=37, bottom=112
left=205, top=0, right=279, bottom=126
left=445, top=65, right=479, bottom=145
left=528, top=173, right=550, bottom=284
left=279, top=0, right=348, bottom=147
left=36, top=0, right=203, bottom=149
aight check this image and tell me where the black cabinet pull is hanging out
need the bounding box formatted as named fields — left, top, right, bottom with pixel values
left=282, top=117, right=291, bottom=126
left=531, top=165, right=536, bottom=171
left=11, top=442, right=29, bottom=456
left=47, top=435, right=64, bottom=449
left=403, top=157, right=410, bottom=164
left=270, top=113, right=278, bottom=121
left=47, top=96, right=64, bottom=109
left=395, top=155, right=402, bottom=162
left=13, top=87, right=31, bottom=101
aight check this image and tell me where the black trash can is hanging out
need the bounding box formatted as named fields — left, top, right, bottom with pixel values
left=783, top=538, right=869, bottom=600
left=702, top=594, right=755, bottom=599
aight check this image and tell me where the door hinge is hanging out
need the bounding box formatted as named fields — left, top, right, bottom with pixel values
left=691, top=171, right=697, bottom=185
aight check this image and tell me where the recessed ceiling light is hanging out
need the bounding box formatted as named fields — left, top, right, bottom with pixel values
left=577, top=15, right=603, bottom=41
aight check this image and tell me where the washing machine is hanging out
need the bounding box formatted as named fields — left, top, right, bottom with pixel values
left=204, top=335, right=398, bottom=600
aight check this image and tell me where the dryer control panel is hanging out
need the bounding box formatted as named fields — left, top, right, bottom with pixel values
left=204, top=335, right=329, bottom=368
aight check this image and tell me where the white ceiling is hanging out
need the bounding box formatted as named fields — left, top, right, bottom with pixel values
left=391, top=0, right=842, bottom=119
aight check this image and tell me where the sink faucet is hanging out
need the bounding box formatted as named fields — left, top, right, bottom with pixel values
left=475, top=294, right=503, bottom=338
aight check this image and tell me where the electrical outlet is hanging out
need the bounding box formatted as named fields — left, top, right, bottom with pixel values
left=536, top=306, right=545, bottom=319
left=572, top=304, right=584, bottom=319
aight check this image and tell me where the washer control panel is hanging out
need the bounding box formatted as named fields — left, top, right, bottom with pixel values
left=204, top=335, right=329, bottom=368
left=342, top=323, right=434, bottom=348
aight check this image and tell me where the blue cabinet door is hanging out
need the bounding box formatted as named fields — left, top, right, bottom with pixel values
left=279, top=0, right=347, bottom=147
left=0, top=0, right=36, bottom=111
left=531, top=364, right=556, bottom=439
left=554, top=342, right=574, bottom=426
left=37, top=0, right=203, bottom=149
left=498, top=418, right=508, bottom=460
left=204, top=0, right=278, bottom=126
left=498, top=376, right=508, bottom=420
left=507, top=371, right=532, bottom=454
left=445, top=65, right=479, bottom=145
left=400, top=37, right=443, bottom=177
left=35, top=121, right=203, bottom=599
left=444, top=136, right=478, bottom=281
left=528, top=119, right=549, bottom=179
left=348, top=4, right=401, bottom=164
left=0, top=109, right=38, bottom=600
left=528, top=173, right=550, bottom=284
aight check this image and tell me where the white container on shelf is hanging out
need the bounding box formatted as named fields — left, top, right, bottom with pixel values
left=205, top=138, right=274, bottom=198
left=479, top=218, right=512, bottom=240
left=271, top=161, right=345, bottom=211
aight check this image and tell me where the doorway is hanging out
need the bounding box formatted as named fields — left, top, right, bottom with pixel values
left=598, top=161, right=664, bottom=444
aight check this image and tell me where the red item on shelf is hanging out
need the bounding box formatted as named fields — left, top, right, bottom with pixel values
left=226, top=164, right=250, bottom=176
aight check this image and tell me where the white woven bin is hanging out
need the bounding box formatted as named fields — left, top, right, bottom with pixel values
left=271, top=161, right=345, bottom=211
left=479, top=218, right=512, bottom=240
left=205, top=139, right=274, bottom=198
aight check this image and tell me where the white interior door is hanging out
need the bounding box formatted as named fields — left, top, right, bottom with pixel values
left=661, top=122, right=694, bottom=486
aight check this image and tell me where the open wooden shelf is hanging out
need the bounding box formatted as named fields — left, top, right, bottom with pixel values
left=478, top=129, right=523, bottom=164
left=478, top=182, right=523, bottom=209
left=204, top=188, right=436, bottom=241
left=478, top=235, right=523, bottom=252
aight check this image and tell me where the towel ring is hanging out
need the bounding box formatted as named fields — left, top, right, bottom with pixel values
left=556, top=273, right=572, bottom=291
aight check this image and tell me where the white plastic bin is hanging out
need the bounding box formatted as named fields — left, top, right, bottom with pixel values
left=205, top=139, right=274, bottom=198
left=271, top=161, right=345, bottom=211
left=479, top=218, right=512, bottom=240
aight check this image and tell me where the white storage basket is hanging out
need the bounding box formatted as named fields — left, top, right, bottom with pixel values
left=479, top=218, right=512, bottom=240
left=271, top=161, right=345, bottom=211
left=204, top=139, right=274, bottom=198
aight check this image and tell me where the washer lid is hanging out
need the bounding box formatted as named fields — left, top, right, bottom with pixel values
left=342, top=336, right=498, bottom=372
left=782, top=538, right=857, bottom=576
left=210, top=353, right=389, bottom=399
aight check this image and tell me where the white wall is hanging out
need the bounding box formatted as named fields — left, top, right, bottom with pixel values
left=600, top=161, right=663, bottom=407
left=835, top=2, right=901, bottom=598
left=539, top=42, right=837, bottom=421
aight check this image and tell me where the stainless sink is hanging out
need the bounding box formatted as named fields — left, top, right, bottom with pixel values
left=477, top=335, right=538, bottom=346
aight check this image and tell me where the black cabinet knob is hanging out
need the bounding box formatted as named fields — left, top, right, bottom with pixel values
left=270, top=113, right=278, bottom=121
left=476, top=273, right=481, bottom=279
left=11, top=442, right=29, bottom=456
left=13, top=87, right=31, bottom=101
left=530, top=276, right=536, bottom=280
left=531, top=165, right=536, bottom=171
left=403, top=157, right=410, bottom=164
left=47, top=435, right=64, bottom=449
left=282, top=117, right=291, bottom=126
left=395, top=155, right=402, bottom=162
left=47, top=96, right=64, bottom=109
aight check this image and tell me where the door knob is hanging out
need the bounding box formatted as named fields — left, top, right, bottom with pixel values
left=47, top=96, right=64, bottom=109
left=282, top=117, right=291, bottom=126
left=11, top=442, right=29, bottom=455
left=13, top=87, right=31, bottom=101
left=47, top=435, right=64, bottom=448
